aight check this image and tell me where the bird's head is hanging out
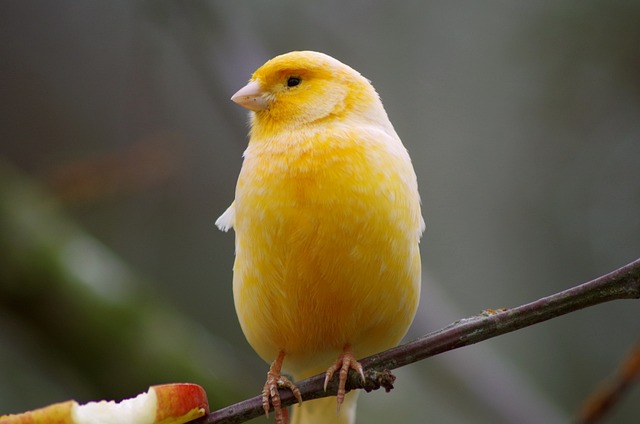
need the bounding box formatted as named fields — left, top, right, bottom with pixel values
left=231, top=51, right=385, bottom=131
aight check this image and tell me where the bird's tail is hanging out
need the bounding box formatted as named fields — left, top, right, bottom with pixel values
left=291, top=391, right=359, bottom=424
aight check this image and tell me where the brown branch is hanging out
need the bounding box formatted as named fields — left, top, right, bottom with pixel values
left=576, top=342, right=640, bottom=423
left=191, top=258, right=640, bottom=424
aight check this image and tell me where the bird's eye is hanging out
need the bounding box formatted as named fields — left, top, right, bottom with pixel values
left=287, top=76, right=301, bottom=87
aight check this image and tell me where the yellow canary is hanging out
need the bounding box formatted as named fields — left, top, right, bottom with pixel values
left=217, top=51, right=424, bottom=424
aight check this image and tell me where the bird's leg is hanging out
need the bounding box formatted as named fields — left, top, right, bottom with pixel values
left=324, top=344, right=365, bottom=411
left=262, top=350, right=303, bottom=424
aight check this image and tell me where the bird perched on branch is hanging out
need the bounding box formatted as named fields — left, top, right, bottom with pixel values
left=217, top=51, right=424, bottom=424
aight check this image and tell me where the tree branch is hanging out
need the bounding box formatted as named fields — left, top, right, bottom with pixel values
left=191, top=258, right=640, bottom=424
left=577, top=342, right=640, bottom=423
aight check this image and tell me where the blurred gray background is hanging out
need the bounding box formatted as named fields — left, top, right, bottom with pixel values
left=1, top=1, right=638, bottom=423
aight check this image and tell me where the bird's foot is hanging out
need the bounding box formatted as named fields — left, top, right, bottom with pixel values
left=324, top=344, right=365, bottom=411
left=262, top=351, right=302, bottom=424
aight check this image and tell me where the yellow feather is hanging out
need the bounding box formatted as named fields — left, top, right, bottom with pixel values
left=219, top=51, right=423, bottom=423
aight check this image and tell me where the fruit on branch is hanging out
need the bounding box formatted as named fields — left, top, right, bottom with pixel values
left=0, top=383, right=209, bottom=424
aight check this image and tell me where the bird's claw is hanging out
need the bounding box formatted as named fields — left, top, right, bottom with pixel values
left=324, top=344, right=365, bottom=411
left=262, top=352, right=302, bottom=424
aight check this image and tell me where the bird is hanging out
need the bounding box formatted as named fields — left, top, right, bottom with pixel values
left=216, top=51, right=424, bottom=424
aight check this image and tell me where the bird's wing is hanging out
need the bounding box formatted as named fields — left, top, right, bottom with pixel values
left=215, top=202, right=236, bottom=232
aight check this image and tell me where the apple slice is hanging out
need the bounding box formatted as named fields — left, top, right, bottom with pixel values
left=0, top=401, right=76, bottom=424
left=0, top=383, right=209, bottom=424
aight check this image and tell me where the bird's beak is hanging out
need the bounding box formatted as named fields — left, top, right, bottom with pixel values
left=231, top=80, right=267, bottom=111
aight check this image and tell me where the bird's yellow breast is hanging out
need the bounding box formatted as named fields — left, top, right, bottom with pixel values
left=232, top=124, right=421, bottom=378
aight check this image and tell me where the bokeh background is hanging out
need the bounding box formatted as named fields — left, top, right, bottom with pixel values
left=1, top=1, right=639, bottom=422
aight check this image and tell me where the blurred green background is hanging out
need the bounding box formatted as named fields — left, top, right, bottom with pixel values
left=1, top=1, right=639, bottom=422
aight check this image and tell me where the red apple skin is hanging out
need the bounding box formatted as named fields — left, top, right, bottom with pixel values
left=152, top=383, right=210, bottom=423
left=0, top=401, right=75, bottom=424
